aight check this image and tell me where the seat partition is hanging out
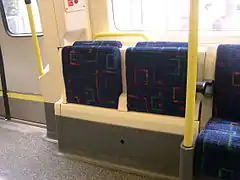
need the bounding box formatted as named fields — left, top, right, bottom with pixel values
left=126, top=46, right=188, bottom=117
left=62, top=41, right=122, bottom=109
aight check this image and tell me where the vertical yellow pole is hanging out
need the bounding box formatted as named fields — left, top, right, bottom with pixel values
left=25, top=0, right=43, bottom=77
left=183, top=0, right=199, bottom=147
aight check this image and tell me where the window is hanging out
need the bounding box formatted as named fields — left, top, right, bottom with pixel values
left=0, top=0, right=42, bottom=36
left=111, top=0, right=240, bottom=32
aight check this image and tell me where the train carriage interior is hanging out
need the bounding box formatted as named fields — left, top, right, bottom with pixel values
left=0, top=0, right=239, bottom=179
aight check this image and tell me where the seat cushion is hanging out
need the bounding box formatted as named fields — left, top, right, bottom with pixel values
left=195, top=119, right=240, bottom=179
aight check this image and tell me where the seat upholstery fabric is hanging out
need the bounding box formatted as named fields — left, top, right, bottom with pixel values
left=73, top=41, right=122, bottom=48
left=136, top=41, right=188, bottom=48
left=126, top=47, right=188, bottom=117
left=62, top=45, right=122, bottom=109
left=195, top=45, right=240, bottom=180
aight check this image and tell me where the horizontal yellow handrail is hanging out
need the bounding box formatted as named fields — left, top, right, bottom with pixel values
left=0, top=91, right=44, bottom=102
left=93, top=32, right=148, bottom=41
left=184, top=0, right=199, bottom=147
left=25, top=0, right=44, bottom=77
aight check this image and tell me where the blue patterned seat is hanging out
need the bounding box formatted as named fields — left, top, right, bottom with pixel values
left=126, top=47, right=188, bottom=117
left=194, top=45, right=240, bottom=179
left=62, top=44, right=122, bottom=109
left=73, top=40, right=122, bottom=48
left=135, top=41, right=188, bottom=48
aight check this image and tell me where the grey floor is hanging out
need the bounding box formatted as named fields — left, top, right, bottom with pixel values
left=0, top=120, right=154, bottom=180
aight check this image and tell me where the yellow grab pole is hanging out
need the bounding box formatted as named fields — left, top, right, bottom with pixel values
left=183, top=0, right=199, bottom=147
left=25, top=0, right=43, bottom=77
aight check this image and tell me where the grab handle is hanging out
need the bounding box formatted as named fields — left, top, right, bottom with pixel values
left=25, top=0, right=44, bottom=77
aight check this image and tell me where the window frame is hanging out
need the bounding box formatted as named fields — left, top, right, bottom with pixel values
left=0, top=0, right=43, bottom=37
left=110, top=0, right=150, bottom=32
left=109, top=0, right=240, bottom=44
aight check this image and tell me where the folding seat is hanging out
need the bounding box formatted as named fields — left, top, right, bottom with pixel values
left=194, top=45, right=240, bottom=180
left=126, top=46, right=188, bottom=117
left=62, top=41, right=122, bottom=109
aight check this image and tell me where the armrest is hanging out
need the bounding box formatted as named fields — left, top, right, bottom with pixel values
left=196, top=81, right=213, bottom=95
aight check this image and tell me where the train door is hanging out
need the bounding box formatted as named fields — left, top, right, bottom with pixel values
left=0, top=0, right=46, bottom=124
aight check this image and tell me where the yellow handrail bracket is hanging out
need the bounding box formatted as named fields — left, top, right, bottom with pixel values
left=184, top=0, right=199, bottom=147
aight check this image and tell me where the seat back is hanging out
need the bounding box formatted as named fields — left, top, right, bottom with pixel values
left=213, top=44, right=240, bottom=120
left=73, top=41, right=122, bottom=48
left=62, top=44, right=122, bottom=109
left=126, top=47, right=188, bottom=117
left=136, top=41, right=188, bottom=48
